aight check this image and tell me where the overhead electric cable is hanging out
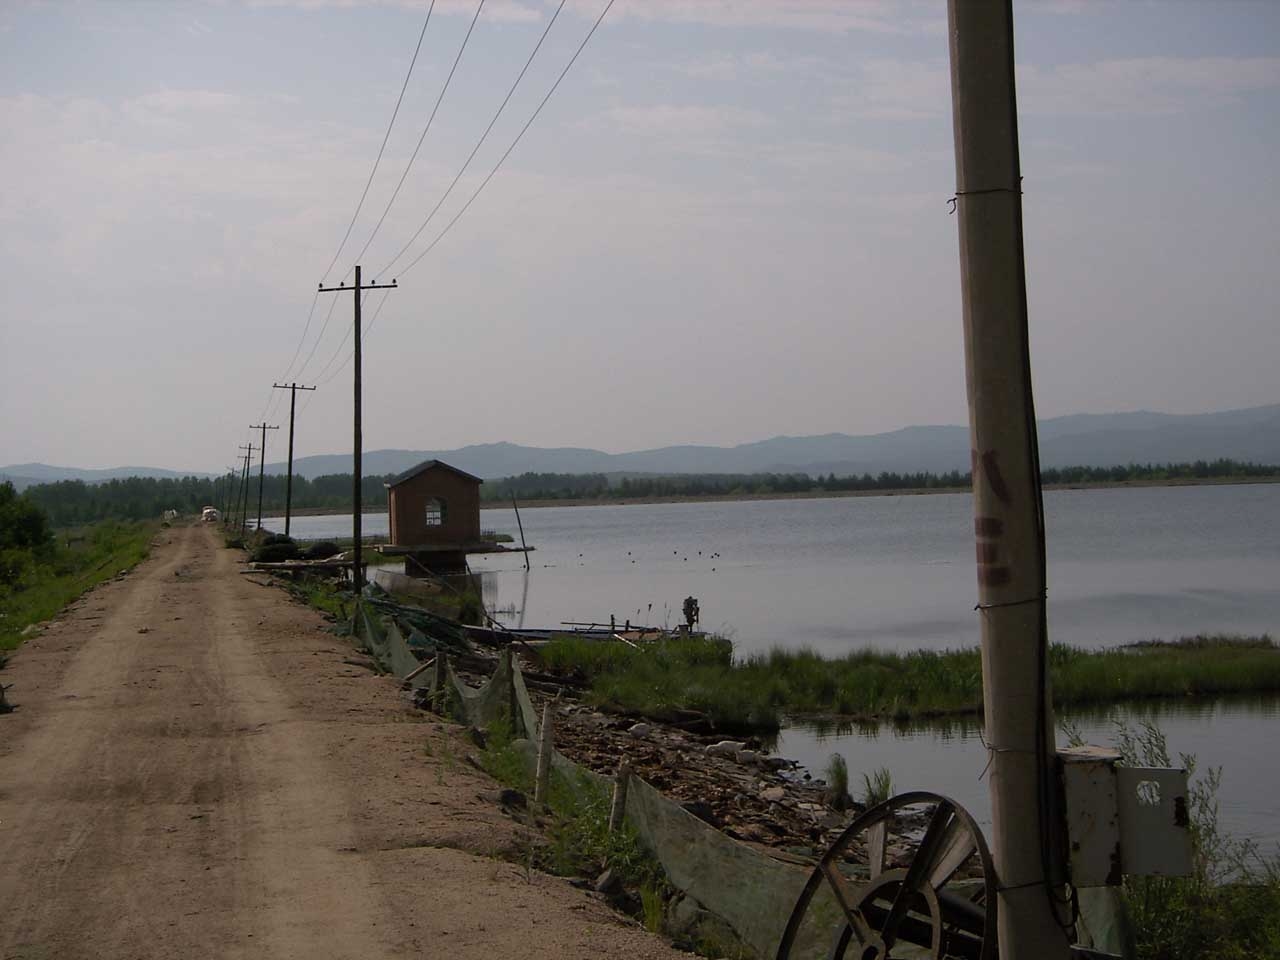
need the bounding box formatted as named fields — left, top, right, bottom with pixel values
left=321, top=2, right=436, bottom=284
left=292, top=293, right=342, bottom=381
left=391, top=0, right=615, bottom=281
left=315, top=292, right=391, bottom=387
left=380, top=0, right=567, bottom=277
left=267, top=6, right=432, bottom=391
left=349, top=0, right=486, bottom=271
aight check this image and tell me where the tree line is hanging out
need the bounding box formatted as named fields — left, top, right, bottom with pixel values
left=17, top=458, right=1279, bottom=526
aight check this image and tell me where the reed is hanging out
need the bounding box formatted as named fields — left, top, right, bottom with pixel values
left=538, top=634, right=1280, bottom=733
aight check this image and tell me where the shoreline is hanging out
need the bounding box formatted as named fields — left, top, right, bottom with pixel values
left=267, top=475, right=1279, bottom=518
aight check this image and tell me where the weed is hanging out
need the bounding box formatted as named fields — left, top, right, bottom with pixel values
left=1117, top=720, right=1280, bottom=959
left=860, top=767, right=894, bottom=808
left=641, top=883, right=666, bottom=933
left=1, top=520, right=155, bottom=652
left=538, top=634, right=1280, bottom=734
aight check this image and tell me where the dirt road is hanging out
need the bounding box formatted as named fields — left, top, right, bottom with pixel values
left=0, top=523, right=688, bottom=960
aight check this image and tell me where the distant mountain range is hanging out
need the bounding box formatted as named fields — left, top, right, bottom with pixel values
left=0, top=463, right=212, bottom=492
left=5, top=403, right=1279, bottom=490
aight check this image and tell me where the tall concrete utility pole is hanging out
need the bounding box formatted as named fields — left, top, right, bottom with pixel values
left=272, top=382, right=317, bottom=537
left=319, top=265, right=397, bottom=593
left=237, top=444, right=255, bottom=535
left=946, top=2, right=1071, bottom=958
left=249, top=422, right=279, bottom=533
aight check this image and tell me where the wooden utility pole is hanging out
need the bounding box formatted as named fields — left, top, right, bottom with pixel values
left=946, top=2, right=1070, bottom=957
left=272, top=382, right=317, bottom=537
left=319, top=266, right=397, bottom=593
left=511, top=494, right=531, bottom=571
left=237, top=444, right=254, bottom=535
left=249, top=422, right=280, bottom=533
left=223, top=466, right=237, bottom=521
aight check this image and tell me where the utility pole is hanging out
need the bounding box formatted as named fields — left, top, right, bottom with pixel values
left=249, top=422, right=279, bottom=533
left=319, top=265, right=397, bottom=593
left=237, top=444, right=254, bottom=535
left=223, top=467, right=237, bottom=520
left=272, top=382, right=317, bottom=537
left=947, top=3, right=1070, bottom=958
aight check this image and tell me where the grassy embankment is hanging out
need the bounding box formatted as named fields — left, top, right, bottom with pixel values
left=537, top=633, right=1280, bottom=734
left=0, top=521, right=156, bottom=653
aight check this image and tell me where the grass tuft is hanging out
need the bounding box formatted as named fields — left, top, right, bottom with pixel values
left=538, top=634, right=1280, bottom=734
left=1, top=520, right=155, bottom=652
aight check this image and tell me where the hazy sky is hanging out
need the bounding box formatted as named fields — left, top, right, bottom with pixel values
left=2, top=0, right=1278, bottom=473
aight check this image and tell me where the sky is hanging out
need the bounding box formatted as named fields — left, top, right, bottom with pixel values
left=1, top=0, right=1278, bottom=474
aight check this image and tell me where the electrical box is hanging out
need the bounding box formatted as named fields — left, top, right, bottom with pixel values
left=1059, top=745, right=1192, bottom=887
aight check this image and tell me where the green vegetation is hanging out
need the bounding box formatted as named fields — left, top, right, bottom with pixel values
left=479, top=459, right=1280, bottom=503
left=824, top=754, right=849, bottom=799
left=860, top=767, right=894, bottom=808
left=1115, top=720, right=1280, bottom=960
left=21, top=458, right=1280, bottom=525
left=480, top=714, right=664, bottom=892
left=0, top=482, right=154, bottom=651
left=537, top=633, right=1280, bottom=733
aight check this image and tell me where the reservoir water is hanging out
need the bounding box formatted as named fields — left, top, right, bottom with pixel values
left=266, top=482, right=1280, bottom=849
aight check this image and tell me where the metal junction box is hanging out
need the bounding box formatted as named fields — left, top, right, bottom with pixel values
left=1059, top=745, right=1192, bottom=887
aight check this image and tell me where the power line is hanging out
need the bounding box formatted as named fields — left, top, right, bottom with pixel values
left=391, top=0, right=616, bottom=281
left=321, top=1, right=436, bottom=284
left=292, top=293, right=342, bottom=382
left=380, top=0, right=567, bottom=277
left=349, top=0, right=486, bottom=272
left=311, top=290, right=389, bottom=388
left=269, top=6, right=434, bottom=394
left=297, top=0, right=613, bottom=408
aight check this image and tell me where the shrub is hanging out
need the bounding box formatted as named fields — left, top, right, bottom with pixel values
left=1119, top=720, right=1280, bottom=959
left=252, top=541, right=301, bottom=563
left=303, top=540, right=341, bottom=560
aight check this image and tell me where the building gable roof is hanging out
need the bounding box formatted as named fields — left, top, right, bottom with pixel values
left=385, top=459, right=484, bottom=489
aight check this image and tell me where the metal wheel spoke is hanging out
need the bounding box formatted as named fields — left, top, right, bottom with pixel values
left=880, top=801, right=954, bottom=946
left=820, top=861, right=879, bottom=950
left=775, top=793, right=996, bottom=960
left=867, top=820, right=887, bottom=879
left=926, top=816, right=977, bottom=891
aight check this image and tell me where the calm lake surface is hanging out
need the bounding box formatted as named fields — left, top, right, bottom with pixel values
left=267, top=483, right=1280, bottom=848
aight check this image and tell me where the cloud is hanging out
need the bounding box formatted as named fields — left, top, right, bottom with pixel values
left=246, top=0, right=545, bottom=22
left=1018, top=57, right=1280, bottom=116
left=827, top=55, right=1280, bottom=124
left=563, top=0, right=944, bottom=34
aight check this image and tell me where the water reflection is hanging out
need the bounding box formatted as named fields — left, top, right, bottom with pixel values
left=776, top=696, right=1280, bottom=852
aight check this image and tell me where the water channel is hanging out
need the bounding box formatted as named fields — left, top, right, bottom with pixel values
left=266, top=482, right=1280, bottom=849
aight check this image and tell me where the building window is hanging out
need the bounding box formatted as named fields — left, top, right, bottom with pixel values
left=425, top=497, right=446, bottom=527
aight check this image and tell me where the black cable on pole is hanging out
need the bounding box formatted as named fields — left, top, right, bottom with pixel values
left=349, top=0, right=486, bottom=271
left=271, top=6, right=434, bottom=395
left=321, top=1, right=436, bottom=284
left=380, top=0, right=567, bottom=277
left=292, top=293, right=342, bottom=381
left=393, top=0, right=615, bottom=281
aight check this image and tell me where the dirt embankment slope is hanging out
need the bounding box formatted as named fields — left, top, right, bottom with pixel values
left=0, top=523, right=688, bottom=960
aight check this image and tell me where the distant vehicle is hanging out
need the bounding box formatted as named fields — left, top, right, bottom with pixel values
left=201, top=506, right=219, bottom=522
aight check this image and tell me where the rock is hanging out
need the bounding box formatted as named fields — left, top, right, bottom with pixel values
left=680, top=800, right=722, bottom=827
left=760, top=786, right=786, bottom=803
left=705, top=740, right=746, bottom=758
left=594, top=867, right=621, bottom=895
left=498, top=788, right=528, bottom=810
left=628, top=722, right=651, bottom=739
